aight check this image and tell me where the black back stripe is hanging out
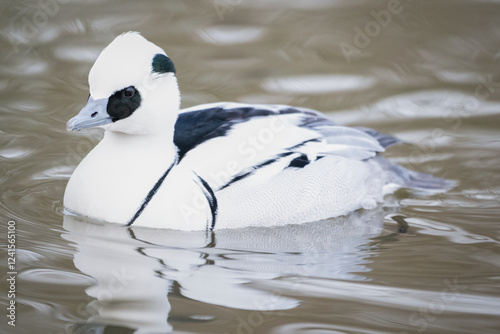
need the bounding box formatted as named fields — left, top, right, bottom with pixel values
left=127, top=162, right=175, bottom=226
left=194, top=173, right=218, bottom=231
left=174, top=106, right=318, bottom=161
left=174, top=107, right=239, bottom=161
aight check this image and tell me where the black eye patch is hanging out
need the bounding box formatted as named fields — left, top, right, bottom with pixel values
left=152, top=53, right=176, bottom=74
left=107, top=86, right=142, bottom=122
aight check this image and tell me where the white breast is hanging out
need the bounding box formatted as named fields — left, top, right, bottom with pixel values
left=64, top=131, right=176, bottom=224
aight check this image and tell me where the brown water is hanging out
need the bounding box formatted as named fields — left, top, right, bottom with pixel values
left=1, top=0, right=500, bottom=333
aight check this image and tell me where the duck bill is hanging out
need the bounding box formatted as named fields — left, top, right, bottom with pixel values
left=66, top=96, right=113, bottom=132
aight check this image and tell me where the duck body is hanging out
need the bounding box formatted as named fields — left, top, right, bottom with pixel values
left=64, top=33, right=452, bottom=231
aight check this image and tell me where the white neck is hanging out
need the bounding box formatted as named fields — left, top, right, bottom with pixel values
left=103, top=129, right=175, bottom=152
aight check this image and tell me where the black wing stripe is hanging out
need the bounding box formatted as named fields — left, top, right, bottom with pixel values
left=218, top=171, right=253, bottom=191
left=286, top=137, right=321, bottom=150
left=218, top=152, right=295, bottom=191
left=127, top=162, right=175, bottom=226
left=355, top=126, right=402, bottom=148
left=194, top=173, right=218, bottom=231
left=287, top=154, right=310, bottom=168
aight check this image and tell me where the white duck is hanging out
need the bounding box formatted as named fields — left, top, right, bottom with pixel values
left=64, top=32, right=452, bottom=231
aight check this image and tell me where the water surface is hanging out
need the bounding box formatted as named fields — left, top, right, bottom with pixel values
left=1, top=1, right=500, bottom=333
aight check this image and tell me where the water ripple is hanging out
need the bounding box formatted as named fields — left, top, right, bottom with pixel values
left=19, top=268, right=93, bottom=286
left=262, top=74, right=375, bottom=94
left=198, top=26, right=265, bottom=45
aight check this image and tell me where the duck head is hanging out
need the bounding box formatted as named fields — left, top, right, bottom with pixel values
left=67, top=32, right=180, bottom=135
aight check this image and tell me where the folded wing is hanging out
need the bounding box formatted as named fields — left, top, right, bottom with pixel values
left=174, top=102, right=399, bottom=191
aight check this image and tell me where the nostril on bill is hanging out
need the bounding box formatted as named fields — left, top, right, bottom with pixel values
left=91, top=112, right=98, bottom=118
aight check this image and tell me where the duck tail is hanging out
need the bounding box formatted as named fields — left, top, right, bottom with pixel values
left=373, top=156, right=456, bottom=194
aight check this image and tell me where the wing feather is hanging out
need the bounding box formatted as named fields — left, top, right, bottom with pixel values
left=174, top=102, right=398, bottom=190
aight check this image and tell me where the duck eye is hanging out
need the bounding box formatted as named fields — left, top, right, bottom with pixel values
left=123, top=86, right=135, bottom=98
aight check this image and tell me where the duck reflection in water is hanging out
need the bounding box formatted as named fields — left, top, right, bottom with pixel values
left=62, top=207, right=389, bottom=333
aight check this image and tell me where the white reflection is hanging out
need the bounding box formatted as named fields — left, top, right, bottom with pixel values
left=197, top=26, right=264, bottom=45
left=0, top=148, right=33, bottom=159
left=63, top=217, right=174, bottom=333
left=53, top=45, right=103, bottom=62
left=261, top=74, right=375, bottom=94
left=63, top=207, right=386, bottom=333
